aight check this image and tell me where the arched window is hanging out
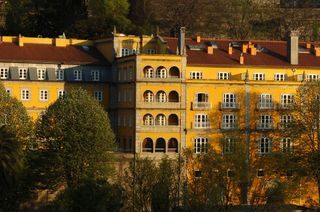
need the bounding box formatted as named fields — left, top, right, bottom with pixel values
left=155, top=66, right=167, bottom=78
left=143, top=114, right=154, bottom=126
left=168, top=91, right=179, bottom=102
left=168, top=114, right=179, bottom=125
left=168, top=138, right=178, bottom=153
left=155, top=114, right=166, bottom=126
left=144, top=66, right=153, bottom=78
left=156, top=91, right=167, bottom=102
left=142, top=138, right=153, bottom=152
left=144, top=90, right=154, bottom=102
left=155, top=138, right=165, bottom=152
left=169, top=66, right=180, bottom=78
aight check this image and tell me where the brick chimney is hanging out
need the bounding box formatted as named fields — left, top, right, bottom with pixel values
left=287, top=31, right=299, bottom=65
left=178, top=27, right=186, bottom=56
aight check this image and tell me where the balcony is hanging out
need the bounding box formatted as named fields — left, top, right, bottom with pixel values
left=140, top=125, right=180, bottom=132
left=138, top=101, right=183, bottom=109
left=220, top=102, right=240, bottom=110
left=256, top=102, right=275, bottom=110
left=192, top=102, right=212, bottom=110
left=221, top=122, right=238, bottom=130
left=257, top=122, right=273, bottom=130
left=279, top=103, right=293, bottom=110
left=193, top=122, right=211, bottom=129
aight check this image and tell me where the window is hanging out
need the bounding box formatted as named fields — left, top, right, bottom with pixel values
left=258, top=115, right=272, bottom=129
left=190, top=71, right=202, bottom=79
left=144, top=90, right=154, bottom=102
left=253, top=73, right=265, bottom=81
left=91, top=70, right=100, bottom=81
left=144, top=67, right=153, bottom=78
left=218, top=72, right=230, bottom=80
left=5, top=88, right=11, bottom=96
left=222, top=93, right=237, bottom=108
left=37, top=68, right=46, bottom=80
left=155, top=67, right=167, bottom=78
left=144, top=114, right=154, bottom=126
left=39, top=90, right=48, bottom=101
left=56, top=69, right=64, bottom=80
left=257, top=169, right=264, bottom=177
left=21, top=89, right=30, bottom=100
left=306, top=74, right=318, bottom=81
left=121, top=48, right=130, bottom=56
left=58, top=90, right=66, bottom=98
left=132, top=48, right=139, bottom=54
left=194, top=114, right=210, bottom=128
left=221, top=114, right=237, bottom=129
left=280, top=115, right=292, bottom=129
left=0, top=68, right=8, bottom=79
left=274, top=73, right=286, bottom=81
left=194, top=93, right=209, bottom=109
left=156, top=91, right=167, bottom=102
left=194, top=137, right=208, bottom=154
left=223, top=138, right=236, bottom=154
left=94, top=91, right=103, bottom=102
left=258, top=137, right=271, bottom=154
left=19, top=68, right=28, bottom=80
left=258, top=94, right=273, bottom=109
left=74, top=70, right=82, bottom=81
left=155, top=114, right=166, bottom=126
left=281, top=137, right=293, bottom=152
left=280, top=94, right=294, bottom=109
left=147, top=49, right=156, bottom=54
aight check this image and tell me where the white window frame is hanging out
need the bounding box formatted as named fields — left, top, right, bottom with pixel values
left=218, top=72, right=230, bottom=80
left=281, top=137, right=293, bottom=152
left=258, top=114, right=273, bottom=129
left=190, top=71, right=202, bottom=79
left=194, top=137, right=208, bottom=154
left=144, top=91, right=154, bottom=102
left=37, top=68, right=46, bottom=80
left=253, top=73, right=265, bottom=81
left=58, top=90, right=66, bottom=98
left=0, top=68, right=9, bottom=79
left=222, top=93, right=237, bottom=108
left=194, top=92, right=209, bottom=109
left=5, top=88, right=11, bottom=96
left=91, top=70, right=100, bottom=81
left=156, top=114, right=166, bottom=126
left=39, top=89, right=48, bottom=101
left=121, top=48, right=130, bottom=57
left=147, top=49, right=156, bottom=54
left=222, top=114, right=237, bottom=129
left=74, top=70, right=82, bottom=81
left=280, top=114, right=292, bottom=129
left=145, top=67, right=153, bottom=78
left=19, top=68, right=28, bottom=80
left=258, top=94, right=273, bottom=109
left=194, top=114, right=210, bottom=129
left=144, top=114, right=154, bottom=126
left=258, top=137, right=271, bottom=154
left=306, top=74, right=318, bottom=81
left=56, top=69, right=64, bottom=80
left=274, top=73, right=286, bottom=81
left=94, top=91, right=103, bottom=102
left=156, top=91, right=167, bottom=103
left=21, top=89, right=30, bottom=100
left=281, top=94, right=294, bottom=109
left=223, top=138, right=236, bottom=154
left=155, top=68, right=167, bottom=78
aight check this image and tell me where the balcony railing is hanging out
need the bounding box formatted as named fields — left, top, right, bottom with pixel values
left=192, top=102, right=212, bottom=110
left=256, top=102, right=275, bottom=109
left=220, top=102, right=240, bottom=110
left=278, top=122, right=292, bottom=129
left=193, top=122, right=211, bottom=129
left=257, top=122, right=273, bottom=130
left=279, top=103, right=293, bottom=110
left=221, top=122, right=238, bottom=130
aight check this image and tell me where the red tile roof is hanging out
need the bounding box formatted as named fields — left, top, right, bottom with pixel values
left=0, top=42, right=109, bottom=65
left=164, top=37, right=320, bottom=68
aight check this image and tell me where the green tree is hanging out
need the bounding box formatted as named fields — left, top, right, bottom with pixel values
left=36, top=88, right=115, bottom=188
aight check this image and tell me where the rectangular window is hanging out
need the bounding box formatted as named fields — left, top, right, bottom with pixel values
left=258, top=137, right=271, bottom=154
left=19, top=68, right=28, bottom=80
left=194, top=114, right=210, bottom=128
left=281, top=137, right=293, bottom=152
left=0, top=68, right=9, bottom=79
left=221, top=114, right=237, bottom=129
left=5, top=88, right=11, bottom=96
left=258, top=94, right=273, bottom=109
left=218, top=72, right=230, bottom=80
left=91, top=70, right=100, bottom=81
left=274, top=73, right=286, bottom=81
left=21, top=89, right=30, bottom=100
left=223, top=138, right=236, bottom=154
left=74, top=70, right=82, bottom=81
left=280, top=115, right=292, bottom=129
left=280, top=94, right=294, bottom=109
left=258, top=115, right=273, bottom=129
left=121, top=48, right=130, bottom=57
left=253, top=73, right=265, bottom=81
left=94, top=91, right=103, bottom=102
left=194, top=137, right=208, bottom=154
left=222, top=93, right=237, bottom=108
left=56, top=69, right=64, bottom=80
left=58, top=90, right=66, bottom=98
left=147, top=49, right=156, bottom=54
left=37, top=68, right=46, bottom=80
left=193, top=93, right=210, bottom=109
left=190, top=71, right=202, bottom=79
left=306, top=74, right=318, bottom=81
left=39, top=90, right=48, bottom=101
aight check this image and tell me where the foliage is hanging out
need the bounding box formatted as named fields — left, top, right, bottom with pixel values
left=46, top=179, right=122, bottom=212
left=36, top=88, right=115, bottom=188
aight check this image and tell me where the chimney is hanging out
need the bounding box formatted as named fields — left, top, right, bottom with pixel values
left=178, top=27, right=186, bottom=56
left=287, top=31, right=299, bottom=65
left=228, top=43, right=233, bottom=55
left=207, top=46, right=213, bottom=54
left=196, top=35, right=201, bottom=43
left=306, top=42, right=311, bottom=49
left=249, top=45, right=257, bottom=55
left=242, top=43, right=248, bottom=53
left=18, top=34, right=24, bottom=47
left=240, top=53, right=244, bottom=64
left=313, top=45, right=320, bottom=56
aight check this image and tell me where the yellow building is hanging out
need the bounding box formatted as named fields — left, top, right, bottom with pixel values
left=1, top=29, right=320, bottom=204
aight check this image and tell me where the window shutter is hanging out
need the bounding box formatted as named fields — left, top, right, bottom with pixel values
left=28, top=67, right=37, bottom=80
left=47, top=68, right=56, bottom=81
left=9, top=67, right=19, bottom=80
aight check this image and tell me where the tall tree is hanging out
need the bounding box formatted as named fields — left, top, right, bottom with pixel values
left=36, top=88, right=115, bottom=188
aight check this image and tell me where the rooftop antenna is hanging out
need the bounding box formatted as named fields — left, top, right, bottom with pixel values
left=113, top=25, right=117, bottom=35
